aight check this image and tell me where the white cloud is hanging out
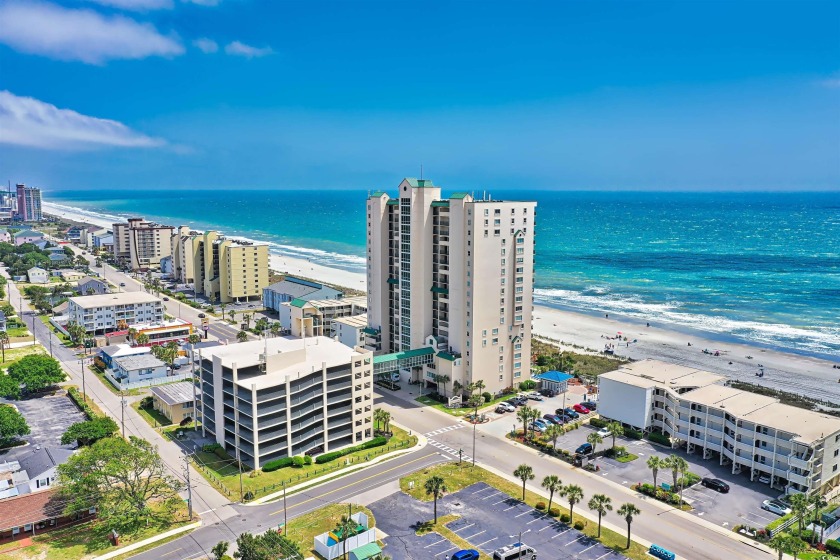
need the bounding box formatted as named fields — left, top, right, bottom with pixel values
left=183, top=0, right=221, bottom=5
left=818, top=78, right=840, bottom=89
left=0, top=1, right=184, bottom=64
left=193, top=38, right=218, bottom=53
left=87, top=0, right=174, bottom=10
left=225, top=41, right=274, bottom=58
left=0, top=90, right=165, bottom=150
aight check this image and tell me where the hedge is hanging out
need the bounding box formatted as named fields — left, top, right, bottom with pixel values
left=68, top=387, right=98, bottom=420
left=826, top=539, right=840, bottom=555
left=646, top=431, right=671, bottom=446
left=589, top=417, right=608, bottom=428
left=263, top=457, right=295, bottom=472
left=315, top=436, right=388, bottom=464
left=548, top=508, right=560, bottom=517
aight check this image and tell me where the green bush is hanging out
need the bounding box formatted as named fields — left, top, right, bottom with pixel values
left=646, top=431, right=671, bottom=446
left=560, top=514, right=570, bottom=523
left=573, top=520, right=585, bottom=530
left=678, top=472, right=701, bottom=489
left=826, top=539, right=840, bottom=555
left=535, top=502, right=546, bottom=510
left=588, top=417, right=609, bottom=428
left=262, top=457, right=294, bottom=472
left=203, top=443, right=223, bottom=453
left=67, top=387, right=98, bottom=419
left=315, top=436, right=390, bottom=464
left=304, top=455, right=313, bottom=465
left=548, top=508, right=560, bottom=517
left=625, top=428, right=643, bottom=440
left=519, top=379, right=536, bottom=391
left=139, top=396, right=154, bottom=409
left=213, top=447, right=228, bottom=460
left=292, top=456, right=305, bottom=467
left=243, top=491, right=254, bottom=501
left=315, top=451, right=344, bottom=464
left=482, top=392, right=493, bottom=403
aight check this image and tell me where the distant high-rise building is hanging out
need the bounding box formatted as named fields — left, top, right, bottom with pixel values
left=112, top=217, right=175, bottom=271
left=366, top=178, right=536, bottom=396
left=15, top=184, right=42, bottom=221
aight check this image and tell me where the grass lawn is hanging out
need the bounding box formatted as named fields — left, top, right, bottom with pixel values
left=130, top=401, right=172, bottom=427
left=191, top=426, right=418, bottom=501
left=0, top=344, right=47, bottom=368
left=616, top=453, right=639, bottom=463
left=66, top=385, right=106, bottom=418
left=400, top=462, right=650, bottom=560
left=0, top=504, right=192, bottom=560
left=284, top=503, right=375, bottom=557
left=415, top=395, right=472, bottom=417
left=6, top=326, right=30, bottom=338
left=38, top=315, right=73, bottom=346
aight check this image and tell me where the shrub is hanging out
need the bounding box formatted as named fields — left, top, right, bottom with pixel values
left=243, top=491, right=254, bottom=501
left=67, top=387, right=98, bottom=419
left=625, top=428, right=643, bottom=440
left=800, top=529, right=818, bottom=543
left=262, top=457, right=294, bottom=472
left=359, top=436, right=388, bottom=450
left=589, top=417, right=609, bottom=428
left=548, top=508, right=560, bottom=517
left=304, top=455, right=313, bottom=465
left=677, top=472, right=701, bottom=489
left=213, top=447, right=229, bottom=460
left=535, top=501, right=546, bottom=510
left=826, top=539, right=840, bottom=555
left=292, top=456, right=305, bottom=467
left=519, top=379, right=536, bottom=391
left=482, top=392, right=493, bottom=403
left=315, top=451, right=344, bottom=464
left=203, top=443, right=222, bottom=453
left=573, top=520, right=585, bottom=530
left=139, top=396, right=154, bottom=409
left=646, top=431, right=671, bottom=446
left=560, top=514, right=571, bottom=523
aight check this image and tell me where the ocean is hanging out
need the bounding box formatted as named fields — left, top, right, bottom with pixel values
left=44, top=189, right=840, bottom=359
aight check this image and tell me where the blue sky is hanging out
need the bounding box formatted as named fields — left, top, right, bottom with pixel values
left=0, top=0, right=838, bottom=191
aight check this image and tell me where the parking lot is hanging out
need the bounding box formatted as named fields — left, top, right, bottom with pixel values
left=369, top=482, right=624, bottom=560
left=0, top=392, right=85, bottom=450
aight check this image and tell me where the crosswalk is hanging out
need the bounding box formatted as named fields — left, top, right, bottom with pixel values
left=425, top=424, right=473, bottom=463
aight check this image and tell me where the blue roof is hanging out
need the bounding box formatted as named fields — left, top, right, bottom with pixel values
left=534, top=370, right=573, bottom=383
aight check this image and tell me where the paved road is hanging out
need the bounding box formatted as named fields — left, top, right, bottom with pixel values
left=130, top=448, right=445, bottom=560
left=374, top=389, right=774, bottom=560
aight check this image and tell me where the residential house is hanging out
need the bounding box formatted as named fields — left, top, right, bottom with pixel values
left=76, top=276, right=110, bottom=296
left=0, top=489, right=96, bottom=543
left=263, top=276, right=343, bottom=312
left=110, top=354, right=168, bottom=386
left=26, top=267, right=49, bottom=284
left=13, top=230, right=44, bottom=246
left=16, top=447, right=73, bottom=494
left=56, top=269, right=86, bottom=282
left=279, top=296, right=367, bottom=338
left=334, top=314, right=368, bottom=349
left=0, top=231, right=10, bottom=243
left=150, top=382, right=195, bottom=425
left=95, top=343, right=151, bottom=370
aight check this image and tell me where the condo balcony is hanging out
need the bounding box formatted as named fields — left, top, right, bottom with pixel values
left=788, top=454, right=814, bottom=470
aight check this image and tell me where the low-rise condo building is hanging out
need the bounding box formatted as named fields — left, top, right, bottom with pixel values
left=598, top=359, right=840, bottom=497
left=198, top=336, right=374, bottom=469
left=170, top=229, right=269, bottom=303
left=366, top=178, right=536, bottom=395
left=67, top=292, right=164, bottom=334
left=334, top=314, right=368, bottom=350
left=263, top=277, right=343, bottom=312
left=279, top=296, right=367, bottom=338
left=112, top=217, right=174, bottom=271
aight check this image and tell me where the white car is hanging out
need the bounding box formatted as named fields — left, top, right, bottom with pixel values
left=757, top=474, right=771, bottom=484
left=390, top=372, right=400, bottom=382
left=597, top=427, right=612, bottom=438
left=762, top=499, right=791, bottom=516
left=497, top=402, right=515, bottom=412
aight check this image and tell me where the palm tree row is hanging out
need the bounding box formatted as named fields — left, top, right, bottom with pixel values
left=645, top=454, right=689, bottom=501
left=373, top=407, right=391, bottom=433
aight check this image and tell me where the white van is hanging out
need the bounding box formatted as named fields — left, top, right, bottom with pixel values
left=492, top=543, right=536, bottom=560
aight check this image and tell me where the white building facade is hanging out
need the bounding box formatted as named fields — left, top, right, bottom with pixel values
left=67, top=292, right=165, bottom=334
left=366, top=178, right=536, bottom=395
left=599, top=360, right=840, bottom=497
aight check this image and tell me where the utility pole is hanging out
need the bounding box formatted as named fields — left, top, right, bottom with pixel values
left=120, top=390, right=126, bottom=438
left=472, top=401, right=478, bottom=467
left=184, top=454, right=193, bottom=520
left=80, top=357, right=87, bottom=402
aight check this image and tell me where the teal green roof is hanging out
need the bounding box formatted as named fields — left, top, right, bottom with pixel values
left=369, top=191, right=387, bottom=198
left=290, top=298, right=308, bottom=308
left=373, top=346, right=435, bottom=364
left=449, top=192, right=470, bottom=199
left=386, top=199, right=399, bottom=206
left=362, top=327, right=379, bottom=336
left=430, top=285, right=448, bottom=295
left=405, top=178, right=434, bottom=188
left=350, top=543, right=382, bottom=560
left=437, top=351, right=458, bottom=361
left=386, top=277, right=399, bottom=285
left=431, top=201, right=450, bottom=208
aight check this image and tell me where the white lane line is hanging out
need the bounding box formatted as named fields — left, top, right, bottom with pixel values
left=526, top=514, right=547, bottom=524
left=503, top=504, right=520, bottom=511
left=424, top=538, right=447, bottom=548
left=437, top=547, right=458, bottom=556
left=551, top=529, right=571, bottom=539
left=492, top=498, right=510, bottom=505
left=595, top=552, right=615, bottom=560
left=453, top=523, right=475, bottom=533
left=565, top=536, right=586, bottom=546
left=580, top=543, right=598, bottom=554
left=483, top=492, right=505, bottom=501
left=472, top=486, right=495, bottom=495
left=539, top=522, right=561, bottom=532
left=463, top=530, right=486, bottom=540
left=441, top=455, right=452, bottom=461
left=475, top=536, right=498, bottom=548
left=514, top=510, right=532, bottom=518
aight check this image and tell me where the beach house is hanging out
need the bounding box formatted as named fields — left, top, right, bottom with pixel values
left=26, top=267, right=49, bottom=284
left=263, top=276, right=343, bottom=312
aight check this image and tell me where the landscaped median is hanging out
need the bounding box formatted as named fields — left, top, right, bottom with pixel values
left=399, top=462, right=650, bottom=560
left=189, top=426, right=419, bottom=502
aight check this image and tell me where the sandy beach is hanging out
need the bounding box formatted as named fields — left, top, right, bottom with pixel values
left=44, top=201, right=840, bottom=405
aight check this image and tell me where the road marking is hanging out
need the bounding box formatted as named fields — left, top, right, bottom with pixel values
left=269, top=453, right=438, bottom=516
left=580, top=544, right=598, bottom=554
left=503, top=504, right=519, bottom=511
left=453, top=523, right=475, bottom=533
left=475, top=537, right=498, bottom=547
left=482, top=491, right=504, bottom=500
left=463, top=530, right=486, bottom=540
left=514, top=510, right=532, bottom=518
left=472, top=486, right=495, bottom=495
left=551, top=529, right=571, bottom=539
left=539, top=522, right=561, bottom=532
left=595, top=552, right=615, bottom=560
left=565, top=536, right=585, bottom=546
left=441, top=455, right=452, bottom=461
left=492, top=498, right=509, bottom=505
left=424, top=538, right=447, bottom=548
left=526, top=514, right=547, bottom=524
left=437, top=547, right=458, bottom=556
left=160, top=548, right=183, bottom=557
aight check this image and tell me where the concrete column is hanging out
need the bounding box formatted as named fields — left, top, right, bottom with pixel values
left=321, top=361, right=329, bottom=451
left=251, top=383, right=259, bottom=468
left=285, top=378, right=293, bottom=456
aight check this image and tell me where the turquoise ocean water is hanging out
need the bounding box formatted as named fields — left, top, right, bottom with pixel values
left=44, top=190, right=840, bottom=359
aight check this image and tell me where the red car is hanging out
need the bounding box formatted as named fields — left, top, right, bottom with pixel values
left=573, top=403, right=590, bottom=414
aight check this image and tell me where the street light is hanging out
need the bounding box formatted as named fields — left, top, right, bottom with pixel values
left=509, top=529, right=530, bottom=559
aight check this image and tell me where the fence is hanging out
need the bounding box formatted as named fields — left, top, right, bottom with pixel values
left=314, top=512, right=374, bottom=560
left=102, top=369, right=191, bottom=391
left=767, top=502, right=816, bottom=537
left=190, top=437, right=415, bottom=501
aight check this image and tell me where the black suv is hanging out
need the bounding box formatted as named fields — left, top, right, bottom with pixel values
left=701, top=478, right=729, bottom=493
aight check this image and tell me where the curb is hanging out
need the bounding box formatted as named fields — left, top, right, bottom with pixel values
left=247, top=421, right=426, bottom=505
left=91, top=520, right=202, bottom=560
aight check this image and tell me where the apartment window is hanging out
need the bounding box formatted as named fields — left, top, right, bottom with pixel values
left=499, top=375, right=503, bottom=381
left=499, top=355, right=503, bottom=362
left=492, top=328, right=498, bottom=335
left=515, top=315, right=523, bottom=322
left=514, top=362, right=522, bottom=368
left=484, top=209, right=489, bottom=216
left=484, top=219, right=489, bottom=226
left=494, top=230, right=500, bottom=236
left=515, top=296, right=523, bottom=302
left=499, top=365, right=504, bottom=372
left=501, top=248, right=506, bottom=256
left=516, top=267, right=524, bottom=273
left=482, top=340, right=487, bottom=347
left=500, top=269, right=506, bottom=275
left=514, top=352, right=521, bottom=359
left=501, top=258, right=506, bottom=265
left=515, top=343, right=522, bottom=349
left=492, top=338, right=498, bottom=345
left=516, top=247, right=524, bottom=254
left=500, top=298, right=505, bottom=305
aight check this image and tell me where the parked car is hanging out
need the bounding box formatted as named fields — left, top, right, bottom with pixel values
left=563, top=408, right=579, bottom=419
left=498, top=402, right=515, bottom=412
left=452, top=550, right=480, bottom=560
left=544, top=414, right=564, bottom=425
left=575, top=442, right=593, bottom=456
left=597, top=427, right=612, bottom=438
left=542, top=414, right=559, bottom=425
left=700, top=478, right=730, bottom=493
left=572, top=404, right=590, bottom=414
left=390, top=372, right=400, bottom=382
left=528, top=422, right=546, bottom=433
left=757, top=474, right=772, bottom=485
left=528, top=392, right=544, bottom=401
left=505, top=399, right=521, bottom=408
left=496, top=405, right=510, bottom=414
left=580, top=401, right=597, bottom=410
left=533, top=419, right=548, bottom=429
left=540, top=388, right=557, bottom=397
left=762, top=499, right=792, bottom=516
left=493, top=543, right=536, bottom=560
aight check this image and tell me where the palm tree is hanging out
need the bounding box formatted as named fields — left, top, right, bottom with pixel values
left=381, top=410, right=391, bottom=432
left=541, top=475, right=562, bottom=512
left=545, top=424, right=563, bottom=451
left=236, top=330, right=249, bottom=342
left=228, top=309, right=236, bottom=323
left=768, top=534, right=791, bottom=560
left=438, top=374, right=450, bottom=397
left=165, top=340, right=180, bottom=364
left=220, top=303, right=227, bottom=320
left=127, top=327, right=137, bottom=341
left=136, top=333, right=150, bottom=346
left=270, top=322, right=281, bottom=337
left=789, top=493, right=809, bottom=536
left=453, top=380, right=463, bottom=396
left=0, top=331, right=8, bottom=363
left=211, top=541, right=229, bottom=560
left=646, top=456, right=663, bottom=489
left=664, top=455, right=688, bottom=496
left=810, top=493, right=828, bottom=544
left=335, top=514, right=358, bottom=560
left=563, top=484, right=584, bottom=524
left=516, top=406, right=532, bottom=439
left=617, top=503, right=641, bottom=549
left=587, top=494, right=612, bottom=538
left=474, top=379, right=485, bottom=397
left=586, top=433, right=603, bottom=455
left=424, top=476, right=447, bottom=523
left=513, top=464, right=534, bottom=500
left=606, top=421, right=624, bottom=449
left=787, top=535, right=806, bottom=560
left=243, top=313, right=252, bottom=330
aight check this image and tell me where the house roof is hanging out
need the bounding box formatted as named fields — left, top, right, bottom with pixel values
left=68, top=291, right=161, bottom=308
left=0, top=489, right=67, bottom=531
left=350, top=543, right=382, bottom=560
left=18, top=447, right=73, bottom=479
left=372, top=346, right=435, bottom=364
left=449, top=192, right=470, bottom=199
left=290, top=298, right=308, bottom=308
left=334, top=314, right=367, bottom=329
left=264, top=277, right=323, bottom=299
left=99, top=344, right=150, bottom=358
left=534, top=370, right=573, bottom=383
left=113, top=353, right=165, bottom=371
left=27, top=267, right=47, bottom=273
left=151, top=381, right=194, bottom=406
left=14, top=230, right=42, bottom=238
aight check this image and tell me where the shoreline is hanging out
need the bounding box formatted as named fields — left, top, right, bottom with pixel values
left=42, top=201, right=840, bottom=404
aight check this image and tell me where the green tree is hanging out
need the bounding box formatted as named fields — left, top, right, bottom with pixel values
left=211, top=541, right=230, bottom=560
left=810, top=493, right=828, bottom=544
left=606, top=421, right=624, bottom=449
left=516, top=406, right=533, bottom=439
left=188, top=334, right=201, bottom=346
left=789, top=493, right=810, bottom=536
left=545, top=424, right=563, bottom=451
left=58, top=436, right=183, bottom=534
left=233, top=531, right=302, bottom=560
left=616, top=503, right=641, bottom=549
left=513, top=464, right=534, bottom=500
left=0, top=375, right=20, bottom=400
left=0, top=405, right=30, bottom=447
left=7, top=354, right=65, bottom=393
left=228, top=309, right=236, bottom=323
left=136, top=333, right=150, bottom=346
left=380, top=410, right=391, bottom=432
left=437, top=374, right=450, bottom=397
left=270, top=322, right=281, bottom=337
left=0, top=331, right=9, bottom=363
left=60, top=417, right=118, bottom=447
left=586, top=432, right=603, bottom=455
left=646, top=455, right=663, bottom=489
left=563, top=484, right=584, bottom=525
left=237, top=330, right=249, bottom=342
left=424, top=475, right=448, bottom=523
left=664, top=455, right=689, bottom=502
left=336, top=514, right=358, bottom=560
left=541, top=475, right=562, bottom=512
left=587, top=494, right=612, bottom=538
